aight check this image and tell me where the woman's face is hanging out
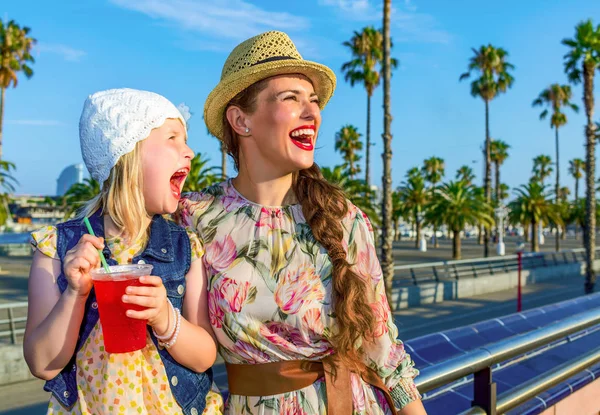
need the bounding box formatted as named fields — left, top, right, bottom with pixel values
left=237, top=75, right=322, bottom=176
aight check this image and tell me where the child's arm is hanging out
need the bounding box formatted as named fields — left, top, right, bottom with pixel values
left=124, top=259, right=217, bottom=372
left=23, top=235, right=104, bottom=380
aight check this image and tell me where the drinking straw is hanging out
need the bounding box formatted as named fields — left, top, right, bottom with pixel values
left=83, top=217, right=111, bottom=273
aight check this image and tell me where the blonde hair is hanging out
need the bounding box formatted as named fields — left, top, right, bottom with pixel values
left=77, top=142, right=151, bottom=245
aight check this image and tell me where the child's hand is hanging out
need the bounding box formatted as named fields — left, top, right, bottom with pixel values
left=122, top=276, right=170, bottom=334
left=63, top=234, right=105, bottom=297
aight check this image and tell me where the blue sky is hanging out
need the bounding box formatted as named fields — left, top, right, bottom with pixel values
left=2, top=0, right=600, bottom=196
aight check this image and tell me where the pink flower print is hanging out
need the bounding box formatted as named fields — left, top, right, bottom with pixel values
left=222, top=192, right=244, bottom=212
left=351, top=373, right=367, bottom=412
left=255, top=207, right=284, bottom=229
left=384, top=342, right=407, bottom=371
left=361, top=210, right=374, bottom=232
left=215, top=277, right=252, bottom=313
left=371, top=294, right=390, bottom=338
left=280, top=394, right=307, bottom=415
left=231, top=340, right=270, bottom=364
left=355, top=242, right=383, bottom=286
left=207, top=289, right=224, bottom=329
left=302, top=308, right=324, bottom=335
left=205, top=235, right=237, bottom=274
left=275, top=263, right=325, bottom=315
left=259, top=322, right=309, bottom=350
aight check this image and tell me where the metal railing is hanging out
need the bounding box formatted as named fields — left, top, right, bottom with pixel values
left=394, top=247, right=598, bottom=286
left=415, top=307, right=600, bottom=415
left=0, top=302, right=28, bottom=344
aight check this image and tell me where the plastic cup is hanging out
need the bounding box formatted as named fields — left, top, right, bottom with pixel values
left=91, top=264, right=154, bottom=353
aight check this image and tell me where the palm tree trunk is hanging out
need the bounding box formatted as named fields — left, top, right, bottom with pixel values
left=495, top=161, right=501, bottom=243
left=532, top=217, right=539, bottom=253
left=495, top=162, right=501, bottom=203
left=453, top=229, right=461, bottom=260
left=393, top=219, right=399, bottom=241
left=524, top=224, right=530, bottom=242
left=583, top=61, right=596, bottom=294
left=381, top=0, right=394, bottom=306
left=366, top=93, right=371, bottom=187
left=575, top=177, right=579, bottom=201
left=221, top=142, right=227, bottom=179
left=555, top=126, right=560, bottom=252
left=0, top=88, right=4, bottom=161
left=483, top=99, right=492, bottom=257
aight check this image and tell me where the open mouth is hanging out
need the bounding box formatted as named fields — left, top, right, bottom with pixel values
left=169, top=168, right=189, bottom=199
left=289, top=125, right=315, bottom=151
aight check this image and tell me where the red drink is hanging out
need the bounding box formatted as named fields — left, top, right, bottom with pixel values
left=91, top=264, right=154, bottom=353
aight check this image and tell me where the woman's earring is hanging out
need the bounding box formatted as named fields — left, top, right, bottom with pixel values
left=244, top=127, right=250, bottom=134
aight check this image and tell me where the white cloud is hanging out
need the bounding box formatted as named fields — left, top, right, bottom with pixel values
left=319, top=0, right=452, bottom=44
left=37, top=43, right=86, bottom=62
left=6, top=120, right=66, bottom=126
left=109, top=0, right=310, bottom=45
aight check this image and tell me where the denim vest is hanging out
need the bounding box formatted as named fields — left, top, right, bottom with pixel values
left=43, top=211, right=213, bottom=415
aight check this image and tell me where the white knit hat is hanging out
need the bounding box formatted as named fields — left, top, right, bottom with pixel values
left=79, top=88, right=187, bottom=185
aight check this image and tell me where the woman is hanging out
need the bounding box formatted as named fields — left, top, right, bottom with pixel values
left=178, top=31, right=426, bottom=414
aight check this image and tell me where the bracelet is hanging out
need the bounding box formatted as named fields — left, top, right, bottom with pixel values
left=160, top=307, right=182, bottom=349
left=152, top=299, right=176, bottom=340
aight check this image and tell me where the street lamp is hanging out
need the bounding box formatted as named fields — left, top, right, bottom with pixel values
left=494, top=205, right=510, bottom=256
left=417, top=212, right=427, bottom=252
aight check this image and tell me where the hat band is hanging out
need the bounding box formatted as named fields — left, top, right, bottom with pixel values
left=251, top=55, right=297, bottom=66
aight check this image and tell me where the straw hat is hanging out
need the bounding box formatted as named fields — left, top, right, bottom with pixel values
left=204, top=31, right=336, bottom=140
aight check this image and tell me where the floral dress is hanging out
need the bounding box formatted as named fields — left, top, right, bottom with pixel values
left=178, top=180, right=421, bottom=414
left=31, top=226, right=223, bottom=415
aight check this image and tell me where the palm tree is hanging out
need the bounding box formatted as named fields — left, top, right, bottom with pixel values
left=569, top=158, right=586, bottom=201
left=0, top=160, right=17, bottom=226
left=460, top=45, right=515, bottom=257
left=533, top=84, right=579, bottom=251
left=220, top=142, right=227, bottom=180
left=498, top=183, right=510, bottom=202
left=398, top=171, right=428, bottom=249
left=532, top=155, right=554, bottom=186
left=64, top=178, right=101, bottom=218
left=334, top=125, right=363, bottom=179
left=342, top=26, right=397, bottom=186
left=321, top=165, right=379, bottom=224
left=423, top=156, right=445, bottom=247
left=456, top=165, right=476, bottom=185
left=509, top=182, right=561, bottom=252
left=183, top=153, right=221, bottom=193
left=490, top=140, right=510, bottom=203
left=380, top=0, right=394, bottom=303
left=563, top=19, right=600, bottom=293
left=427, top=181, right=493, bottom=259
left=0, top=20, right=36, bottom=160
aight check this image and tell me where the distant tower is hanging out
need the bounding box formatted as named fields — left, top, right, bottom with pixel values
left=56, top=164, right=84, bottom=196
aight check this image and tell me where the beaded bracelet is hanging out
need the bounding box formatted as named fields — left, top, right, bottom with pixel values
left=152, top=299, right=176, bottom=340
left=160, top=307, right=182, bottom=349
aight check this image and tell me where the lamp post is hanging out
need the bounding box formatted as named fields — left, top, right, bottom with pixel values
left=417, top=212, right=427, bottom=252
left=494, top=205, right=510, bottom=256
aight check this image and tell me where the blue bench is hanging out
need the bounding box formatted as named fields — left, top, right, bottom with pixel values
left=414, top=293, right=600, bottom=414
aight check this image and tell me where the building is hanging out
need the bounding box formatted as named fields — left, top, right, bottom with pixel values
left=56, top=164, right=84, bottom=196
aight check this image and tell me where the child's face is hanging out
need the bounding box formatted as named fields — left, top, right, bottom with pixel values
left=140, top=118, right=193, bottom=215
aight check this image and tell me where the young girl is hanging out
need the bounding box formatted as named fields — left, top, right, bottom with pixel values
left=23, top=88, right=223, bottom=415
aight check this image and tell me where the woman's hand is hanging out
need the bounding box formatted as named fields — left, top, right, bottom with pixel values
left=63, top=234, right=105, bottom=298
left=122, top=276, right=171, bottom=335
